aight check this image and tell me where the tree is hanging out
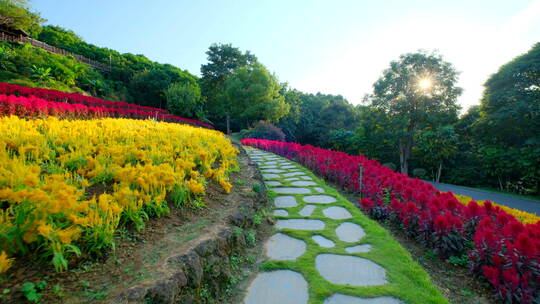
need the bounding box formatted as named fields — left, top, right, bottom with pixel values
left=276, top=92, right=348, bottom=145
left=129, top=67, right=195, bottom=109
left=0, top=0, right=44, bottom=37
left=371, top=51, right=462, bottom=175
left=477, top=42, right=540, bottom=147
left=474, top=43, right=540, bottom=194
left=218, top=63, right=289, bottom=133
left=164, top=80, right=203, bottom=119
left=352, top=104, right=401, bottom=164
left=415, top=126, right=458, bottom=182
left=200, top=43, right=257, bottom=128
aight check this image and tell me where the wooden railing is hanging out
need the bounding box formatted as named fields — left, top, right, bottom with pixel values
left=0, top=32, right=111, bottom=72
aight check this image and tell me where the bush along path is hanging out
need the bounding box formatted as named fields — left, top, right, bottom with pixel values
left=242, top=147, right=448, bottom=304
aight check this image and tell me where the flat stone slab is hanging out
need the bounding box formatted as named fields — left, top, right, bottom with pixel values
left=284, top=172, right=304, bottom=177
left=291, top=181, right=317, bottom=186
left=282, top=165, right=297, bottom=169
left=336, top=222, right=366, bottom=243
left=260, top=165, right=277, bottom=169
left=243, top=270, right=309, bottom=304
left=316, top=254, right=387, bottom=286
left=276, top=219, right=325, bottom=230
left=312, top=235, right=335, bottom=248
left=314, top=187, right=325, bottom=193
left=345, top=244, right=373, bottom=253
left=274, top=196, right=298, bottom=208
left=265, top=233, right=306, bottom=260
left=285, top=177, right=300, bottom=181
left=324, top=294, right=403, bottom=304
left=263, top=173, right=280, bottom=179
left=299, top=205, right=316, bottom=216
left=273, top=209, right=289, bottom=217
left=323, top=206, right=352, bottom=220
left=299, top=176, right=313, bottom=180
left=266, top=181, right=282, bottom=186
left=262, top=169, right=285, bottom=173
left=264, top=161, right=277, bottom=165
left=303, top=195, right=337, bottom=204
left=273, top=187, right=311, bottom=194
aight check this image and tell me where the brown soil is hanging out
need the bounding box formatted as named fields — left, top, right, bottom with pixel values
left=0, top=148, right=268, bottom=304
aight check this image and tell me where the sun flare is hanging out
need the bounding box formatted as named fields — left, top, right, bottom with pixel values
left=418, top=78, right=432, bottom=89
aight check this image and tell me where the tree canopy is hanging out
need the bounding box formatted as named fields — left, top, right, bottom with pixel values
left=165, top=79, right=203, bottom=119
left=200, top=43, right=258, bottom=128
left=0, top=0, right=44, bottom=37
left=477, top=42, right=540, bottom=147
left=371, top=50, right=462, bottom=174
left=218, top=63, right=289, bottom=132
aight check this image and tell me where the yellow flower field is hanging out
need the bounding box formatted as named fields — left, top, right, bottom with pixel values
left=454, top=194, right=539, bottom=224
left=0, top=116, right=238, bottom=273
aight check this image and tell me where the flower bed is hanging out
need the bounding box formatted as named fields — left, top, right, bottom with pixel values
left=0, top=116, right=237, bottom=273
left=0, top=83, right=214, bottom=128
left=241, top=138, right=540, bottom=304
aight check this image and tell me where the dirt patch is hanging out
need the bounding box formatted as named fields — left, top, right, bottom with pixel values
left=0, top=145, right=272, bottom=304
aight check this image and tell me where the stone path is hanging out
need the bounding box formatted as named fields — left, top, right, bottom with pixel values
left=243, top=148, right=406, bottom=304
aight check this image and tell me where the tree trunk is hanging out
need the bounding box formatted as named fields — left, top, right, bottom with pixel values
left=226, top=113, right=230, bottom=135
left=399, top=136, right=413, bottom=175
left=436, top=161, right=442, bottom=183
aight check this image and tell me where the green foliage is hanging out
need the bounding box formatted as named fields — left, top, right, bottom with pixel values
left=30, top=65, right=52, bottom=82
left=412, top=168, right=427, bottom=179
left=238, top=121, right=286, bottom=141
left=473, top=43, right=540, bottom=194
left=245, top=229, right=256, bottom=247
left=218, top=63, right=289, bottom=131
left=20, top=280, right=46, bottom=303
left=252, top=184, right=262, bottom=193
left=382, top=162, right=396, bottom=171
left=414, top=125, right=458, bottom=182
left=165, top=80, right=203, bottom=119
left=477, top=42, right=540, bottom=148
left=371, top=50, right=461, bottom=174
left=277, top=88, right=355, bottom=146
left=448, top=254, right=469, bottom=267
left=326, top=129, right=355, bottom=152
left=200, top=43, right=259, bottom=130
left=0, top=0, right=44, bottom=37
left=170, top=185, right=190, bottom=207
left=0, top=41, right=103, bottom=93
left=129, top=67, right=195, bottom=108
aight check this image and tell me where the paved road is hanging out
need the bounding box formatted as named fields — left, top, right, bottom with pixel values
left=428, top=181, right=540, bottom=216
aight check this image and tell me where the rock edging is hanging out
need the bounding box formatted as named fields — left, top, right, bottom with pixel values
left=113, top=145, right=270, bottom=304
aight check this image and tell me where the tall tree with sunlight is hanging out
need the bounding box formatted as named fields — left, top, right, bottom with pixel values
left=371, top=51, right=462, bottom=175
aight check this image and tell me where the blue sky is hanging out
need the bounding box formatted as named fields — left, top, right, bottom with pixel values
left=32, top=0, right=540, bottom=109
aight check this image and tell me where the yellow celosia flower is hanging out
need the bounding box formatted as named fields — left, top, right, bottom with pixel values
left=56, top=227, right=80, bottom=244
left=454, top=194, right=539, bottom=224
left=0, top=251, right=14, bottom=273
left=37, top=223, right=54, bottom=238
left=0, top=116, right=238, bottom=273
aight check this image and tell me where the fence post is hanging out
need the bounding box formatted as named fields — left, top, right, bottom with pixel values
left=358, top=165, right=364, bottom=197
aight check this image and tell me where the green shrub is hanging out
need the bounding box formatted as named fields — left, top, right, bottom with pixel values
left=412, top=168, right=427, bottom=179
left=383, top=162, right=396, bottom=171
left=239, top=121, right=286, bottom=141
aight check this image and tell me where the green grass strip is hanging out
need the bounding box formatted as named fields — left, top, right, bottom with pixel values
left=248, top=147, right=449, bottom=304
